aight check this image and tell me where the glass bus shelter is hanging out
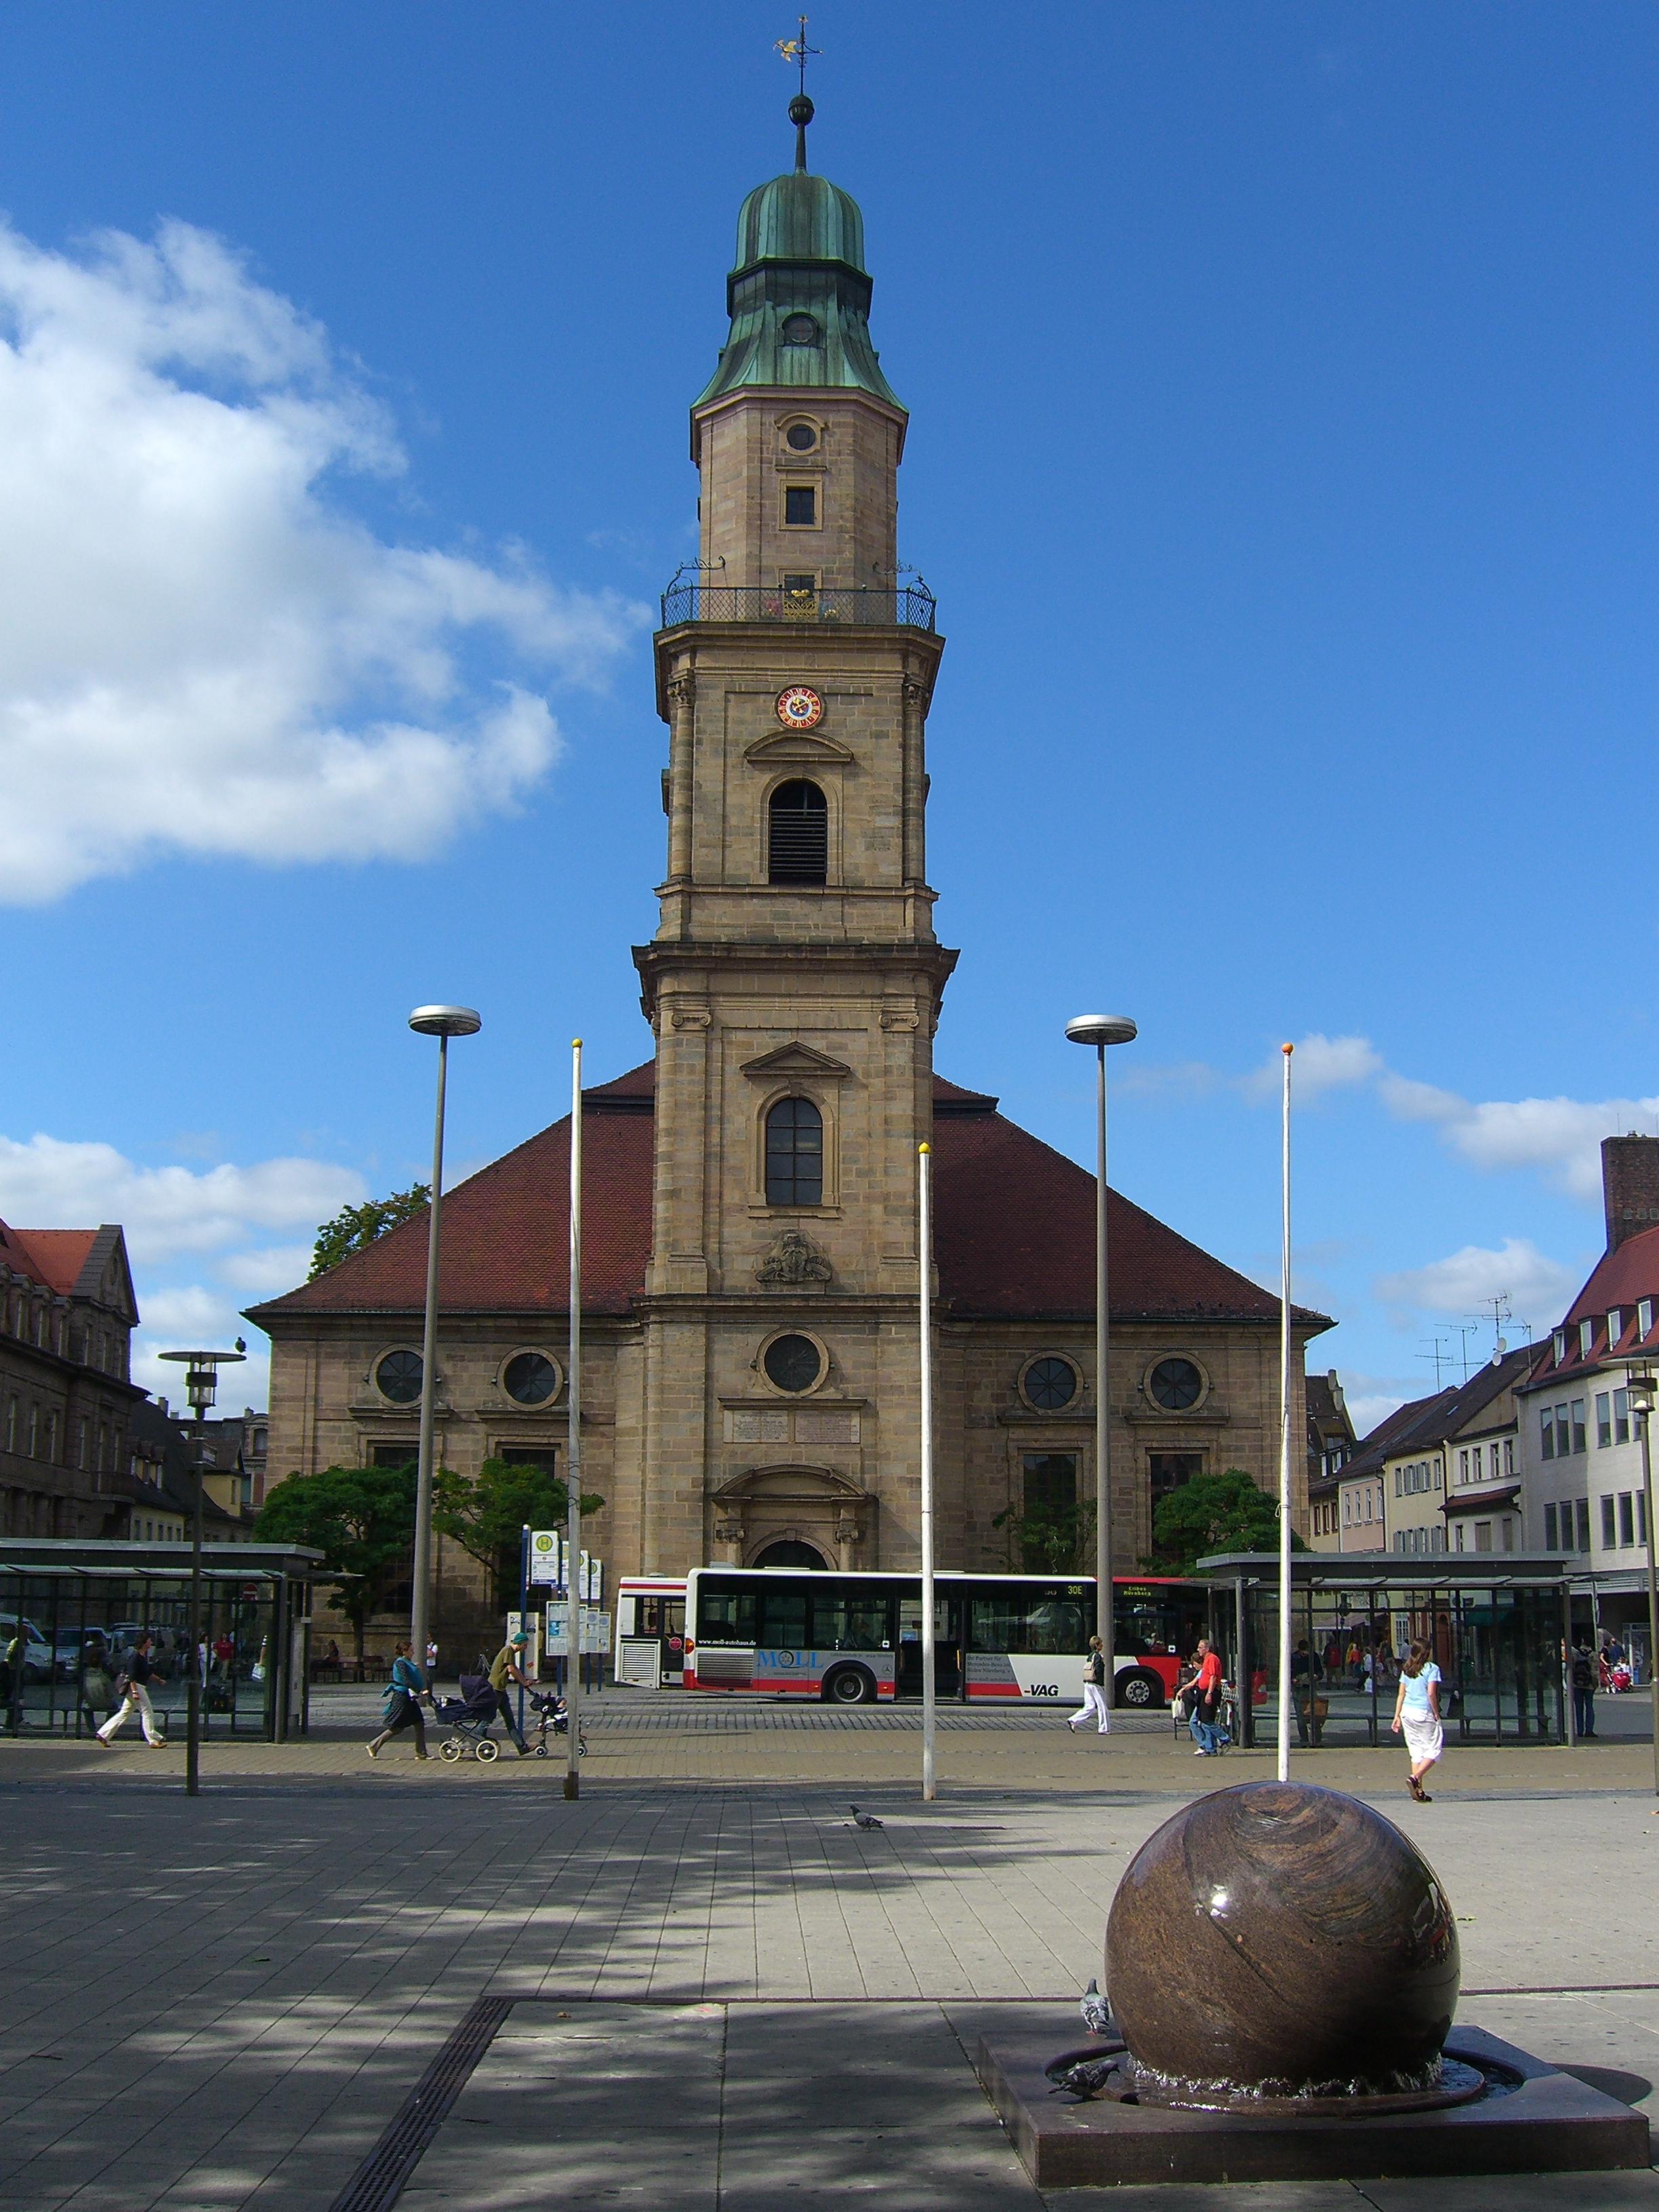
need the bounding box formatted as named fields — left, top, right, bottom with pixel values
left=1194, top=1553, right=1575, bottom=1748
left=0, top=1538, right=324, bottom=1741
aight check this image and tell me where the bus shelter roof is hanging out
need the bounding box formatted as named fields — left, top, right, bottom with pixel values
left=1194, top=1551, right=1574, bottom=1593
left=0, top=1538, right=327, bottom=1582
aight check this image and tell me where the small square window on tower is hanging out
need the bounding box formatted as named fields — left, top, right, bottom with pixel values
left=784, top=485, right=817, bottom=527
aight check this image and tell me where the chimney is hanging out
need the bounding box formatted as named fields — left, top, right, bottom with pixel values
left=1602, top=1134, right=1659, bottom=1252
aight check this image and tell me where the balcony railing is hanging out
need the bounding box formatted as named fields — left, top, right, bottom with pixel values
left=659, top=579, right=937, bottom=632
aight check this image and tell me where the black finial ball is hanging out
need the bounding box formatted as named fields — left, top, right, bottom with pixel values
left=1105, top=1783, right=1460, bottom=2102
left=790, top=94, right=815, bottom=127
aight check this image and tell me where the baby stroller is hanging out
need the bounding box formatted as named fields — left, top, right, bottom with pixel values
left=529, top=1687, right=588, bottom=1758
left=434, top=1674, right=503, bottom=1761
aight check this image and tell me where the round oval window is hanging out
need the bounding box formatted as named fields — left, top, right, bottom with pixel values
left=1149, top=1357, right=1203, bottom=1410
left=764, top=1334, right=823, bottom=1393
left=785, top=421, right=817, bottom=450
left=375, top=1349, right=424, bottom=1404
left=780, top=314, right=820, bottom=346
left=1023, top=1356, right=1077, bottom=1411
left=503, top=1352, right=558, bottom=1406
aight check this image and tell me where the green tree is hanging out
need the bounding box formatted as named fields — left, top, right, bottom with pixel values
left=253, top=1463, right=419, bottom=1659
left=432, top=1458, right=605, bottom=1611
left=309, top=1185, right=430, bottom=1280
left=1147, top=1468, right=1306, bottom=1575
left=992, top=1493, right=1095, bottom=1574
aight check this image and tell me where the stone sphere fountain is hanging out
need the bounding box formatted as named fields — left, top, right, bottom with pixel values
left=1105, top=1781, right=1462, bottom=2111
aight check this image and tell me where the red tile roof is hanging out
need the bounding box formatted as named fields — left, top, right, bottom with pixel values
left=0, top=1223, right=101, bottom=1296
left=250, top=1061, right=1331, bottom=1335
left=1522, top=1223, right=1659, bottom=1383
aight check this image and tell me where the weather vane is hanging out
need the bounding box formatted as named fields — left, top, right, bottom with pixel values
left=776, top=16, right=821, bottom=98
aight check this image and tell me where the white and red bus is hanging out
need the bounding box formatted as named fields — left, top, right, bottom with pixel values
left=682, top=1567, right=1210, bottom=1708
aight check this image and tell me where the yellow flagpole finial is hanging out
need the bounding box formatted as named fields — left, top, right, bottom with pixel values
left=918, top=1141, right=930, bottom=1154
left=573, top=1038, right=583, bottom=1048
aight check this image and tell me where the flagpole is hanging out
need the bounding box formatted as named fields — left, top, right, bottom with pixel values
left=1277, top=1042, right=1294, bottom=1784
left=565, top=1038, right=583, bottom=1800
left=918, top=1142, right=936, bottom=1803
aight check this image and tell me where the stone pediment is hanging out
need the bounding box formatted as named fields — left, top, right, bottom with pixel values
left=739, top=1041, right=852, bottom=1079
left=743, top=726, right=855, bottom=766
left=754, top=1227, right=833, bottom=1286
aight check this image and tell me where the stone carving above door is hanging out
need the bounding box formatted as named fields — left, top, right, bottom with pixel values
left=754, top=1227, right=834, bottom=1286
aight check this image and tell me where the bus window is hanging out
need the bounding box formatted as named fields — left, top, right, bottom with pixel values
left=812, top=1589, right=891, bottom=1650
left=970, top=1587, right=1088, bottom=1656
left=697, top=1581, right=759, bottom=1642
left=759, top=1583, right=809, bottom=1650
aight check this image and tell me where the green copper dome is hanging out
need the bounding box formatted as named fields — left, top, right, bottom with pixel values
left=695, top=112, right=901, bottom=411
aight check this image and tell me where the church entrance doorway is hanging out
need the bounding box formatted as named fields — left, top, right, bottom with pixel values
left=752, top=1538, right=830, bottom=1570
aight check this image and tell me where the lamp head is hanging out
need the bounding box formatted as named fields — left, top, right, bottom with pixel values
left=409, top=1005, right=482, bottom=1038
left=1626, top=1366, right=1657, bottom=1416
left=1065, top=1014, right=1138, bottom=1048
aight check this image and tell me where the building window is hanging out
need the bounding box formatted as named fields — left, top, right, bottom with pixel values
left=1619, top=1492, right=1635, bottom=1545
left=26, top=1405, right=37, bottom=1458
left=1545, top=1503, right=1558, bottom=1550
left=1615, top=1388, right=1631, bottom=1444
left=370, top=1443, right=417, bottom=1469
left=1580, top=1318, right=1595, bottom=1359
left=1556, top=1405, right=1571, bottom=1458
left=1455, top=1521, right=1465, bottom=1551
left=1641, top=1493, right=1650, bottom=1546
left=783, top=485, right=817, bottom=527
left=768, top=779, right=828, bottom=884
left=784, top=419, right=819, bottom=450
left=1458, top=1449, right=1469, bottom=1483
left=1572, top=1399, right=1586, bottom=1454
left=1149, top=1452, right=1203, bottom=1509
left=1020, top=1355, right=1078, bottom=1412
left=1504, top=1439, right=1514, bottom=1475
left=1597, top=1393, right=1612, bottom=1448
left=762, top=1332, right=824, bottom=1393
left=502, top=1352, right=560, bottom=1406
left=1601, top=1495, right=1616, bottom=1549
left=495, top=1446, right=560, bottom=1477
left=43, top=1413, right=55, bottom=1465
left=1576, top=1498, right=1591, bottom=1552
left=1641, top=1299, right=1655, bottom=1340
left=1553, top=1329, right=1567, bottom=1365
left=1540, top=1408, right=1554, bottom=1460
left=779, top=313, right=820, bottom=346
left=764, top=1096, right=824, bottom=1206
left=1020, top=1453, right=1080, bottom=1570
left=1501, top=1518, right=1514, bottom=1552
left=1609, top=1309, right=1623, bottom=1347
left=1148, top=1357, right=1204, bottom=1410
left=375, top=1349, right=424, bottom=1404
left=1474, top=1521, right=1492, bottom=1552
left=1342, top=1492, right=1351, bottom=1526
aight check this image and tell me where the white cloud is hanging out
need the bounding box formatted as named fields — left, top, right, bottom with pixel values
left=1242, top=1033, right=1383, bottom=1104
left=0, top=1133, right=361, bottom=1262
left=1374, top=1237, right=1580, bottom=1324
left=0, top=216, right=649, bottom=903
left=1378, top=1078, right=1659, bottom=1201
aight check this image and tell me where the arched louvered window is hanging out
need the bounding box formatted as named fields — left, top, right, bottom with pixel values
left=769, top=779, right=827, bottom=884
left=765, top=1096, right=823, bottom=1206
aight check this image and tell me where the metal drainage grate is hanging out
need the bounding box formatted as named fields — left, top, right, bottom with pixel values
left=327, top=1992, right=514, bottom=2212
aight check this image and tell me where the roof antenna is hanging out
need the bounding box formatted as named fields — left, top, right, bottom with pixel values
left=777, top=14, right=821, bottom=171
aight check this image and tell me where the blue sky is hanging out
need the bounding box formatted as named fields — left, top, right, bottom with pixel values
left=0, top=3, right=1652, bottom=1432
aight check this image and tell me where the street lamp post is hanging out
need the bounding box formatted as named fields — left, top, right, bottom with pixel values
left=1065, top=1016, right=1138, bottom=1641
left=407, top=1006, right=482, bottom=1686
left=1624, top=1365, right=1659, bottom=1799
left=157, top=1345, right=245, bottom=1797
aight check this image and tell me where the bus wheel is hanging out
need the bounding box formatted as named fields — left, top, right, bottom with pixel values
left=1116, top=1670, right=1162, bottom=1710
left=824, top=1666, right=876, bottom=1706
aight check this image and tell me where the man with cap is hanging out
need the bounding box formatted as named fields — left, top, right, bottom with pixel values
left=488, top=1631, right=535, bottom=1755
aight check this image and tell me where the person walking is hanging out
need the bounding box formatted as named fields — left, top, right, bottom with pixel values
left=79, top=1638, right=114, bottom=1736
left=367, top=1640, right=430, bottom=1759
left=1290, top=1638, right=1326, bottom=1746
left=487, top=1631, right=534, bottom=1756
left=96, top=1633, right=167, bottom=1746
left=1390, top=1637, right=1443, bottom=1801
left=1570, top=1639, right=1598, bottom=1740
left=1068, top=1637, right=1111, bottom=1735
left=1188, top=1635, right=1225, bottom=1757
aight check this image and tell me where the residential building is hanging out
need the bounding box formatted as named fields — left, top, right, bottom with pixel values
left=1334, top=1397, right=1431, bottom=1555
left=1306, top=1370, right=1357, bottom=1551
left=1516, top=1134, right=1659, bottom=1668
left=0, top=1220, right=143, bottom=1540
left=1438, top=1346, right=1531, bottom=1556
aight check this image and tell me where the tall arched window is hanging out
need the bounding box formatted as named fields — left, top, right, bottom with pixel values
left=765, top=1096, right=823, bottom=1206
left=768, top=779, right=827, bottom=884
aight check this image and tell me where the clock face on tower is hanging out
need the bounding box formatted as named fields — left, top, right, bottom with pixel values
left=776, top=684, right=823, bottom=731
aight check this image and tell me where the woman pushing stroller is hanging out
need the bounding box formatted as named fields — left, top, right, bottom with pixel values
left=367, top=1641, right=431, bottom=1760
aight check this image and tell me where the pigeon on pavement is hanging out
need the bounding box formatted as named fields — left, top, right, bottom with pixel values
left=851, top=1805, right=884, bottom=1830
left=1049, top=2055, right=1120, bottom=2101
left=1080, top=1977, right=1111, bottom=2036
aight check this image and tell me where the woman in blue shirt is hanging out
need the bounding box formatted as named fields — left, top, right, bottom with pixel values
left=368, top=1639, right=430, bottom=1760
left=1389, top=1639, right=1442, bottom=1802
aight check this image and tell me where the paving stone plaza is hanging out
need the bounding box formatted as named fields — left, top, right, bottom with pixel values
left=4, top=1696, right=1659, bottom=2210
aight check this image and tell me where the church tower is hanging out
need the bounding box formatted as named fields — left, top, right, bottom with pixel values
left=632, top=92, right=954, bottom=1573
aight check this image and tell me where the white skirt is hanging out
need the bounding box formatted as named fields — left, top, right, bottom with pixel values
left=1401, top=1712, right=1443, bottom=1765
